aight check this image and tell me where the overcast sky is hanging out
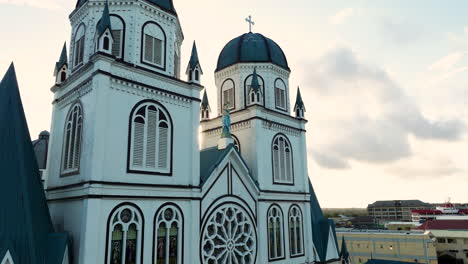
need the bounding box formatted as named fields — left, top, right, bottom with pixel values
left=1, top=0, right=467, bottom=208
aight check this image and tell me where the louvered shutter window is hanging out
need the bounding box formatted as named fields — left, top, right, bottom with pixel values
left=129, top=102, right=172, bottom=174
left=275, top=79, right=287, bottom=110
left=62, top=103, right=83, bottom=175
left=111, top=30, right=122, bottom=57
left=142, top=23, right=165, bottom=67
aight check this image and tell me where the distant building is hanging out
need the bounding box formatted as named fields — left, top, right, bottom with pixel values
left=412, top=202, right=468, bottom=223
left=351, top=216, right=379, bottom=229
left=416, top=220, right=468, bottom=264
left=368, top=200, right=431, bottom=222
left=337, top=229, right=437, bottom=264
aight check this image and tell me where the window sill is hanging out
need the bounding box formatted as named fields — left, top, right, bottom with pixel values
left=61, top=170, right=80, bottom=177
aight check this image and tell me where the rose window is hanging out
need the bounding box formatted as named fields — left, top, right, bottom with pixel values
left=201, top=203, right=257, bottom=264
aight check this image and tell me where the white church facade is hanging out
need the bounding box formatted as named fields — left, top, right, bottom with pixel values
left=0, top=0, right=343, bottom=264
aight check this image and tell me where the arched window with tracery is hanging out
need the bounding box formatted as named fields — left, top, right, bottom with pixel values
left=267, top=205, right=284, bottom=260
left=128, top=101, right=172, bottom=174
left=73, top=24, right=86, bottom=67
left=275, top=79, right=287, bottom=110
left=142, top=22, right=166, bottom=68
left=272, top=134, right=293, bottom=184
left=154, top=204, right=183, bottom=264
left=221, top=79, right=235, bottom=110
left=106, top=204, right=143, bottom=264
left=289, top=205, right=304, bottom=257
left=62, top=103, right=83, bottom=175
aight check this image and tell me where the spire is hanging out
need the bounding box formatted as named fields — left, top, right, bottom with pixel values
left=201, top=90, right=210, bottom=111
left=340, top=237, right=350, bottom=263
left=294, top=86, right=304, bottom=109
left=96, top=0, right=112, bottom=38
left=250, top=67, right=260, bottom=92
left=0, top=63, right=67, bottom=263
left=54, top=42, right=68, bottom=73
left=186, top=41, right=203, bottom=84
left=294, top=86, right=305, bottom=118
left=188, top=41, right=201, bottom=71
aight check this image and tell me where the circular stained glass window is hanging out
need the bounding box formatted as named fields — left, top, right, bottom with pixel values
left=201, top=203, right=256, bottom=264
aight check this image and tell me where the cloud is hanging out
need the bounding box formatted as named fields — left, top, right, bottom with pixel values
left=311, top=149, right=350, bottom=170
left=379, top=18, right=424, bottom=45
left=429, top=52, right=465, bottom=72
left=386, top=156, right=462, bottom=179
left=302, top=47, right=466, bottom=170
left=0, top=0, right=68, bottom=10
left=329, top=8, right=355, bottom=25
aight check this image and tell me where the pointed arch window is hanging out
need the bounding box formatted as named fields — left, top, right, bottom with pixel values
left=61, top=103, right=83, bottom=175
left=268, top=205, right=284, bottom=260
left=272, top=134, right=293, bottom=184
left=73, top=24, right=86, bottom=67
left=110, top=15, right=125, bottom=58
left=106, top=204, right=143, bottom=264
left=275, top=79, right=287, bottom=110
left=154, top=205, right=183, bottom=264
left=129, top=101, right=172, bottom=174
left=289, top=205, right=304, bottom=257
left=221, top=79, right=235, bottom=110
left=142, top=22, right=166, bottom=68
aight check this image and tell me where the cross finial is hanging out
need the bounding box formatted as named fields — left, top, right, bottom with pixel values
left=245, top=15, right=255, bottom=32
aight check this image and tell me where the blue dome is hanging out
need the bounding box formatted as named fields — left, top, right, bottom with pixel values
left=76, top=0, right=177, bottom=16
left=216, top=33, right=290, bottom=72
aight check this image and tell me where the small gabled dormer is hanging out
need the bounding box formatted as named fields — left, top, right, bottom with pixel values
left=95, top=1, right=114, bottom=55
left=294, top=87, right=306, bottom=119
left=200, top=90, right=211, bottom=121
left=247, top=67, right=262, bottom=106
left=54, top=42, right=68, bottom=85
left=186, top=41, right=203, bottom=85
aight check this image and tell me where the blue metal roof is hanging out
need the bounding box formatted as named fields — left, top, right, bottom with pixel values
left=216, top=32, right=290, bottom=72
left=309, top=180, right=340, bottom=263
left=0, top=63, right=68, bottom=264
left=76, top=0, right=177, bottom=16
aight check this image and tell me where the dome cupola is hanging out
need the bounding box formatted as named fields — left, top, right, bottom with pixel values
left=216, top=32, right=289, bottom=72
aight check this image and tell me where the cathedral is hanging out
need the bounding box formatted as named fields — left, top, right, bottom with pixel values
left=0, top=0, right=342, bottom=263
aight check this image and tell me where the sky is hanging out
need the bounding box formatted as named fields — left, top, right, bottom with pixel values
left=1, top=0, right=467, bottom=208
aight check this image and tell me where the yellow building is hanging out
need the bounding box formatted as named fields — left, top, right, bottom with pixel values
left=337, top=229, right=438, bottom=264
left=429, top=230, right=468, bottom=264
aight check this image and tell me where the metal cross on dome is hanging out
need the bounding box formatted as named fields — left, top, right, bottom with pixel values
left=245, top=15, right=255, bottom=32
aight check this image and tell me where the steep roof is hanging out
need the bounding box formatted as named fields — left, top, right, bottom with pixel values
left=339, top=237, right=350, bottom=262
left=201, top=90, right=210, bottom=111
left=309, top=180, right=339, bottom=263
left=0, top=63, right=68, bottom=264
left=54, top=42, right=68, bottom=74
left=294, top=87, right=304, bottom=110
left=249, top=68, right=261, bottom=93
left=200, top=144, right=236, bottom=184
left=188, top=41, right=202, bottom=72
left=96, top=1, right=112, bottom=38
